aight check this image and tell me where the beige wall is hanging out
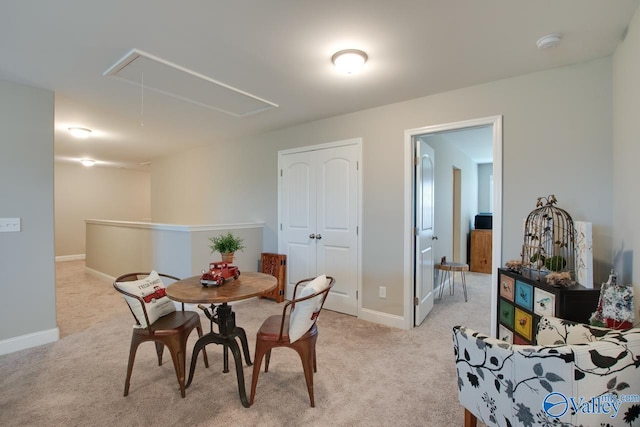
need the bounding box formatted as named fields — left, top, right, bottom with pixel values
left=0, top=80, right=56, bottom=347
left=423, top=133, right=479, bottom=266
left=613, top=6, right=640, bottom=316
left=478, top=163, right=493, bottom=214
left=85, top=221, right=263, bottom=279
left=54, top=163, right=150, bottom=257
left=152, top=57, right=614, bottom=320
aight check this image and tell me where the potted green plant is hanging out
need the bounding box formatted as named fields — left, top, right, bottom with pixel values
left=209, top=232, right=245, bottom=262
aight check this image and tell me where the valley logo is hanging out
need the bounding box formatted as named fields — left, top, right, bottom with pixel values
left=543, top=391, right=640, bottom=419
left=543, top=392, right=569, bottom=418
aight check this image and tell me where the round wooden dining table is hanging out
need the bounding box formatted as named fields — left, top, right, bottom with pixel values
left=165, top=271, right=277, bottom=408
left=166, top=271, right=277, bottom=304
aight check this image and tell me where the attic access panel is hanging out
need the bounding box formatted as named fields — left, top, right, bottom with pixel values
left=103, top=49, right=278, bottom=117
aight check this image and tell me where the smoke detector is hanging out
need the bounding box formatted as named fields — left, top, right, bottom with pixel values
left=536, top=33, right=562, bottom=49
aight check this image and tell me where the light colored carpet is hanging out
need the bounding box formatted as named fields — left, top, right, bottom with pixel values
left=0, top=261, right=491, bottom=427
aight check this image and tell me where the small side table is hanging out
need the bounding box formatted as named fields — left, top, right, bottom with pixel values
left=435, top=262, right=469, bottom=302
left=259, top=252, right=286, bottom=303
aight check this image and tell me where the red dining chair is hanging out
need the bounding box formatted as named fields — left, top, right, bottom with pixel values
left=249, top=275, right=335, bottom=407
left=113, top=272, right=208, bottom=398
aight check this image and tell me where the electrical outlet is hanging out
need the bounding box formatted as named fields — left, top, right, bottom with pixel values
left=379, top=286, right=386, bottom=299
left=0, top=218, right=21, bottom=232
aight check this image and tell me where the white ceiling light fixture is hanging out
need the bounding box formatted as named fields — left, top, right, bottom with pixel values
left=69, top=127, right=92, bottom=138
left=536, top=33, right=562, bottom=49
left=80, top=159, right=96, bottom=167
left=332, top=49, right=368, bottom=74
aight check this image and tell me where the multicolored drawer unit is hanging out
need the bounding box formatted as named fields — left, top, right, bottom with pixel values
left=497, top=268, right=600, bottom=345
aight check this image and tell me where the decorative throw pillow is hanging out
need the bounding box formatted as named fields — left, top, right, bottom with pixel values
left=116, top=271, right=176, bottom=327
left=288, top=274, right=328, bottom=343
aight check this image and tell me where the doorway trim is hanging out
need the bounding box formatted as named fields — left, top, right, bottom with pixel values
left=452, top=167, right=462, bottom=262
left=403, top=115, right=503, bottom=334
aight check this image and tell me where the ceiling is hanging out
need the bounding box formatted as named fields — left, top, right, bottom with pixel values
left=1, top=0, right=638, bottom=170
left=423, top=126, right=495, bottom=164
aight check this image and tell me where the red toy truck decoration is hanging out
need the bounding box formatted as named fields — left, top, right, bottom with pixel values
left=142, top=285, right=167, bottom=303
left=200, top=262, right=240, bottom=287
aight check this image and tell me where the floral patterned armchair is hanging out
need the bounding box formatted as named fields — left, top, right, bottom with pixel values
left=453, top=316, right=640, bottom=427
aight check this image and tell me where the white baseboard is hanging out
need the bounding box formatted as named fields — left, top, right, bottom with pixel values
left=85, top=266, right=115, bottom=283
left=0, top=327, right=59, bottom=356
left=56, top=254, right=86, bottom=262
left=358, top=307, right=407, bottom=330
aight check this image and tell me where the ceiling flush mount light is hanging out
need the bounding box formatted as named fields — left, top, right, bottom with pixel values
left=80, top=159, right=96, bottom=167
left=331, top=49, right=368, bottom=74
left=536, top=33, right=562, bottom=49
left=68, top=127, right=92, bottom=138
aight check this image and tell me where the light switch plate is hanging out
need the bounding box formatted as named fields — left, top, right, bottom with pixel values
left=0, top=218, right=21, bottom=232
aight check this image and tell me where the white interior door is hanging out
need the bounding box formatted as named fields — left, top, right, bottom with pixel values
left=280, top=153, right=317, bottom=287
left=414, top=140, right=435, bottom=326
left=279, top=142, right=360, bottom=316
left=315, top=145, right=359, bottom=315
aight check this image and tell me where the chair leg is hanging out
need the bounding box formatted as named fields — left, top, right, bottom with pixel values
left=264, top=349, right=272, bottom=372
left=313, top=345, right=317, bottom=373
left=155, top=342, right=164, bottom=366
left=165, top=336, right=187, bottom=398
left=124, top=335, right=142, bottom=397
left=464, top=408, right=477, bottom=427
left=312, top=331, right=318, bottom=373
left=250, top=340, right=270, bottom=405
left=294, top=336, right=317, bottom=407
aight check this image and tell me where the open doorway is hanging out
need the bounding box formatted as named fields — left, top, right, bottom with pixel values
left=403, top=116, right=502, bottom=335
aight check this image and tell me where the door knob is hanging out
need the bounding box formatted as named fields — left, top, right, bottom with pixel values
left=316, top=234, right=322, bottom=240
left=432, top=236, right=439, bottom=240
left=309, top=234, right=316, bottom=239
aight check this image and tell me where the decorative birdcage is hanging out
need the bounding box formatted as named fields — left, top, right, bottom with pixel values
left=521, top=195, right=575, bottom=278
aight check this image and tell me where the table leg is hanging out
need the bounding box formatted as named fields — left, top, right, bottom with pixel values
left=217, top=304, right=253, bottom=367
left=438, top=269, right=446, bottom=299
left=222, top=327, right=253, bottom=372
left=450, top=270, right=455, bottom=296
left=226, top=338, right=250, bottom=408
left=185, top=332, right=250, bottom=407
left=461, top=270, right=468, bottom=302
left=217, top=304, right=234, bottom=373
left=185, top=302, right=252, bottom=408
left=186, top=332, right=223, bottom=388
left=231, top=326, right=253, bottom=366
